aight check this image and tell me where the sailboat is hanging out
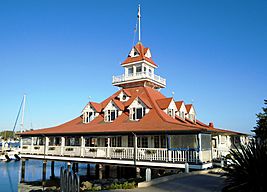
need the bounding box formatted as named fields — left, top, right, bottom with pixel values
left=0, top=95, right=26, bottom=161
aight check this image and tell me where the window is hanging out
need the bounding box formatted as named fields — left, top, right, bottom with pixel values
left=111, top=136, right=122, bottom=147
left=128, top=67, right=133, bottom=75
left=179, top=111, right=185, bottom=119
left=141, top=137, right=148, bottom=148
left=83, top=112, right=96, bottom=123
left=122, top=95, right=127, bottom=100
left=104, top=110, right=119, bottom=122
left=137, top=137, right=148, bottom=148
left=128, top=135, right=134, bottom=147
left=131, top=107, right=146, bottom=120
left=49, top=137, right=61, bottom=146
left=167, top=109, right=175, bottom=117
left=154, top=136, right=160, bottom=148
left=160, top=135, right=167, bottom=148
left=136, top=66, right=142, bottom=73
left=85, top=138, right=98, bottom=147
left=65, top=137, right=81, bottom=146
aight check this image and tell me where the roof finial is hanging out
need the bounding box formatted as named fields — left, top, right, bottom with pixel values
left=138, top=4, right=141, bottom=43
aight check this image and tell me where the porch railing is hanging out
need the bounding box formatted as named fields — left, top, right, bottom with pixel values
left=21, top=145, right=202, bottom=163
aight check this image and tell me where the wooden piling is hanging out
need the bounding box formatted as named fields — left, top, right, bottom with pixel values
left=20, top=158, right=26, bottom=183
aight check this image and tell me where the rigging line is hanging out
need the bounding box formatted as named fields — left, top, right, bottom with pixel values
left=12, top=96, right=24, bottom=137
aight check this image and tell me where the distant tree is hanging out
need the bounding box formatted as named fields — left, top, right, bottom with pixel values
left=252, top=99, right=267, bottom=145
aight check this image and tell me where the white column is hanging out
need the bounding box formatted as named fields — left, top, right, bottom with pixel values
left=61, top=137, right=65, bottom=156
left=107, top=137, right=110, bottom=158
left=198, top=134, right=203, bottom=163
left=81, top=136, right=85, bottom=157
left=45, top=137, right=49, bottom=155
left=31, top=137, right=34, bottom=154
left=145, top=168, right=151, bottom=182
left=133, top=65, right=136, bottom=76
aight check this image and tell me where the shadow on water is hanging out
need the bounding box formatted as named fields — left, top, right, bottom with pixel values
left=0, top=159, right=96, bottom=192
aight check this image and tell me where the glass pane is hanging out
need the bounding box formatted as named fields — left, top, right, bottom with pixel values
left=170, top=135, right=198, bottom=149
left=136, top=108, right=143, bottom=119
left=201, top=134, right=211, bottom=150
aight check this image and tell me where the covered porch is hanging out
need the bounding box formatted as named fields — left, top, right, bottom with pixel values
left=20, top=133, right=212, bottom=169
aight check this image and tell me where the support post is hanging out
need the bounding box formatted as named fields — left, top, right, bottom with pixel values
left=45, top=137, right=49, bottom=155
left=42, top=160, right=47, bottom=188
left=185, top=162, right=189, bottom=173
left=50, top=161, right=55, bottom=179
left=31, top=137, right=34, bottom=154
left=136, top=167, right=141, bottom=179
left=81, top=136, right=85, bottom=157
left=167, top=135, right=172, bottom=162
left=145, top=168, right=151, bottom=182
left=198, top=133, right=203, bottom=163
left=67, top=162, right=71, bottom=171
left=107, top=137, right=110, bottom=158
left=133, top=133, right=138, bottom=163
left=61, top=137, right=65, bottom=156
left=87, top=164, right=91, bottom=177
left=97, top=164, right=103, bottom=179
left=21, top=159, right=26, bottom=183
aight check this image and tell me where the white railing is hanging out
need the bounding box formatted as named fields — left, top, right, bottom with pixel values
left=47, top=146, right=61, bottom=156
left=112, top=72, right=166, bottom=86
left=21, top=145, right=32, bottom=154
left=110, top=147, right=134, bottom=159
left=21, top=145, right=201, bottom=163
left=31, top=146, right=45, bottom=155
left=171, top=150, right=199, bottom=163
left=63, top=146, right=81, bottom=157
left=84, top=147, right=107, bottom=158
left=137, top=148, right=168, bottom=161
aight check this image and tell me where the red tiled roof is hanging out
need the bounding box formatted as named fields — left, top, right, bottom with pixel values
left=121, top=42, right=157, bottom=67
left=175, top=101, right=184, bottom=110
left=89, top=102, right=102, bottom=112
left=19, top=86, right=240, bottom=136
left=156, top=98, right=173, bottom=110
left=185, top=104, right=193, bottom=113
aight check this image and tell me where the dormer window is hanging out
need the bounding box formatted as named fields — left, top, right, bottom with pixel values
left=103, top=100, right=122, bottom=122
left=128, top=97, right=150, bottom=121
left=104, top=109, right=118, bottom=122
left=83, top=111, right=96, bottom=123
left=82, top=102, right=99, bottom=124
left=131, top=107, right=146, bottom=120
left=167, top=108, right=175, bottom=118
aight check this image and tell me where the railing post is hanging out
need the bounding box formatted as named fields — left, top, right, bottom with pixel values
left=61, top=137, right=65, bottom=156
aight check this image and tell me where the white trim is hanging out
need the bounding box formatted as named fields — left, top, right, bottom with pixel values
left=121, top=60, right=157, bottom=69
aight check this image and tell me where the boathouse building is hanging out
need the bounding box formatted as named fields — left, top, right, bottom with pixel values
left=19, top=7, right=248, bottom=182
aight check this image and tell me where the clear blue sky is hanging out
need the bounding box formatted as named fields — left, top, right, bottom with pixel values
left=0, top=0, right=266, bottom=134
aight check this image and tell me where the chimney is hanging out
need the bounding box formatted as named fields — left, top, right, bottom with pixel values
left=209, top=122, right=214, bottom=128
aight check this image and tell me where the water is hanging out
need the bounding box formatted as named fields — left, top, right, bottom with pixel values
left=0, top=160, right=81, bottom=192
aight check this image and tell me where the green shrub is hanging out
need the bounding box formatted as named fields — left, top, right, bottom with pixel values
left=81, top=181, right=92, bottom=191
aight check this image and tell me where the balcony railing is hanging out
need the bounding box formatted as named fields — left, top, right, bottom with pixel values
left=112, top=72, right=166, bottom=86
left=21, top=145, right=201, bottom=163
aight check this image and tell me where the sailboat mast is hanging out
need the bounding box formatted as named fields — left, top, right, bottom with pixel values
left=20, top=94, right=26, bottom=133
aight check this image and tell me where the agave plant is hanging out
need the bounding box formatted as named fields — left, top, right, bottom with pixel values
left=223, top=142, right=267, bottom=192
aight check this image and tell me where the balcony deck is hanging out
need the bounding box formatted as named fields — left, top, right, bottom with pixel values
left=112, top=72, right=166, bottom=88
left=21, top=145, right=212, bottom=170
